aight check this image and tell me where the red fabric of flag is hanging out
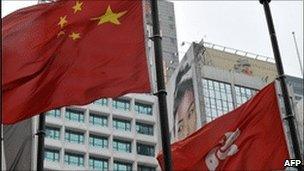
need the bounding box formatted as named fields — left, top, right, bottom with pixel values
left=157, top=82, right=289, bottom=170
left=2, top=0, right=150, bottom=124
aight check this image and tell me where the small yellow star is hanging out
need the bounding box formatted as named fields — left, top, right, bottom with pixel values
left=57, top=31, right=65, bottom=37
left=69, top=32, right=80, bottom=41
left=91, top=5, right=127, bottom=25
left=72, top=1, right=83, bottom=14
left=58, top=15, right=68, bottom=28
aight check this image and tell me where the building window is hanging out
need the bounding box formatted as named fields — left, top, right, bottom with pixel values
left=64, top=152, right=84, bottom=167
left=89, top=113, right=108, bottom=127
left=202, top=79, right=233, bottom=122
left=136, top=122, right=153, bottom=136
left=47, top=109, right=61, bottom=118
left=235, top=85, right=257, bottom=107
left=89, top=134, right=108, bottom=149
left=65, top=130, right=84, bottom=144
left=112, top=99, right=130, bottom=111
left=114, top=161, right=132, bottom=171
left=89, top=157, right=108, bottom=170
left=93, top=98, right=108, bottom=106
left=65, top=109, right=84, bottom=123
left=113, top=139, right=132, bottom=153
left=138, top=165, right=156, bottom=171
left=135, top=102, right=152, bottom=115
left=113, top=118, right=131, bottom=131
left=44, top=149, right=59, bottom=162
left=45, top=126, right=60, bottom=140
left=137, top=143, right=155, bottom=157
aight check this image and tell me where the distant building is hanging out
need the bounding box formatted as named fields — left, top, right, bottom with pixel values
left=144, top=0, right=179, bottom=81
left=286, top=75, right=303, bottom=102
left=167, top=40, right=303, bottom=158
left=285, top=75, right=303, bottom=158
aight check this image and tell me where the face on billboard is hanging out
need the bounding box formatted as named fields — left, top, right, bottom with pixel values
left=176, top=89, right=197, bottom=140
left=173, top=62, right=197, bottom=140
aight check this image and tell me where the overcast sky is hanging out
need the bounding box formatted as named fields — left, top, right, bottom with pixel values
left=173, top=1, right=303, bottom=78
left=2, top=0, right=303, bottom=78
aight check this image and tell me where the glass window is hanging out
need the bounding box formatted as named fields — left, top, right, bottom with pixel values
left=89, top=157, right=108, bottom=170
left=65, top=130, right=84, bottom=144
left=137, top=143, right=155, bottom=157
left=202, top=79, right=233, bottom=122
left=89, top=113, right=108, bottom=127
left=64, top=152, right=84, bottom=167
left=113, top=139, right=131, bottom=153
left=114, top=161, right=132, bottom=171
left=135, top=102, right=152, bottom=115
left=234, top=85, right=257, bottom=107
left=45, top=126, right=60, bottom=140
left=65, top=109, right=84, bottom=123
left=89, top=135, right=108, bottom=148
left=93, top=99, right=108, bottom=106
left=112, top=99, right=130, bottom=111
left=47, top=109, right=61, bottom=118
left=44, top=149, right=59, bottom=162
left=113, top=118, right=131, bottom=131
left=136, top=122, right=153, bottom=136
left=138, top=165, right=156, bottom=171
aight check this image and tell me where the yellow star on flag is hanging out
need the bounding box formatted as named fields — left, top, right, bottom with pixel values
left=72, top=1, right=83, bottom=14
left=58, top=15, right=68, bottom=28
left=69, top=32, right=80, bottom=41
left=91, top=5, right=127, bottom=25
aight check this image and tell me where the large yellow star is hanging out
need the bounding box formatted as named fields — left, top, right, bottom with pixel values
left=58, top=15, right=68, bottom=28
left=69, top=32, right=80, bottom=41
left=72, top=1, right=83, bottom=14
left=91, top=5, right=127, bottom=25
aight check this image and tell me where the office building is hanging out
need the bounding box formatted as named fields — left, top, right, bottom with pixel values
left=41, top=94, right=159, bottom=171
left=167, top=40, right=303, bottom=141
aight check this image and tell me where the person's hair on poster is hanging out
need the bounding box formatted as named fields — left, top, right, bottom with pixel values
left=173, top=63, right=197, bottom=140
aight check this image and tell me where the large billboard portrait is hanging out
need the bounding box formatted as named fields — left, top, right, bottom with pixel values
left=167, top=43, right=204, bottom=141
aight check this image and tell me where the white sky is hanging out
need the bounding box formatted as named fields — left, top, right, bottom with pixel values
left=2, top=0, right=303, bottom=78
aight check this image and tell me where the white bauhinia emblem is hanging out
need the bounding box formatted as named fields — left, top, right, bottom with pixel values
left=205, top=128, right=241, bottom=171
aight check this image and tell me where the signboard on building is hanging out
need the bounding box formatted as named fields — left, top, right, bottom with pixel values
left=167, top=43, right=205, bottom=141
left=201, top=47, right=277, bottom=83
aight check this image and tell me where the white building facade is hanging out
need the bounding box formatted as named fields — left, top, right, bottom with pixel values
left=40, top=94, right=160, bottom=171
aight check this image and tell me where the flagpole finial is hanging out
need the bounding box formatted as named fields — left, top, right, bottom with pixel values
left=259, top=0, right=271, bottom=4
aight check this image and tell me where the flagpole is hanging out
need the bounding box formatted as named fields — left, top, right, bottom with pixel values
left=259, top=0, right=302, bottom=164
left=36, top=113, right=46, bottom=171
left=291, top=32, right=303, bottom=76
left=150, top=1, right=172, bottom=171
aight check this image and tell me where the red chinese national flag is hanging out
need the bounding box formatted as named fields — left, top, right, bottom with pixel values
left=158, top=82, right=289, bottom=170
left=2, top=1, right=150, bottom=124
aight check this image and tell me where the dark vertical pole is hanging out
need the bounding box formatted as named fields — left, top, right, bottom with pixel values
left=259, top=0, right=302, bottom=163
left=150, top=1, right=172, bottom=171
left=36, top=114, right=46, bottom=171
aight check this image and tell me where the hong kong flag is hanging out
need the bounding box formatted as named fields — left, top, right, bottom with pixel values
left=2, top=0, right=150, bottom=124
left=157, top=82, right=289, bottom=170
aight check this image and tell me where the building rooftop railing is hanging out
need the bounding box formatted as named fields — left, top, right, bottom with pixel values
left=201, top=41, right=275, bottom=63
